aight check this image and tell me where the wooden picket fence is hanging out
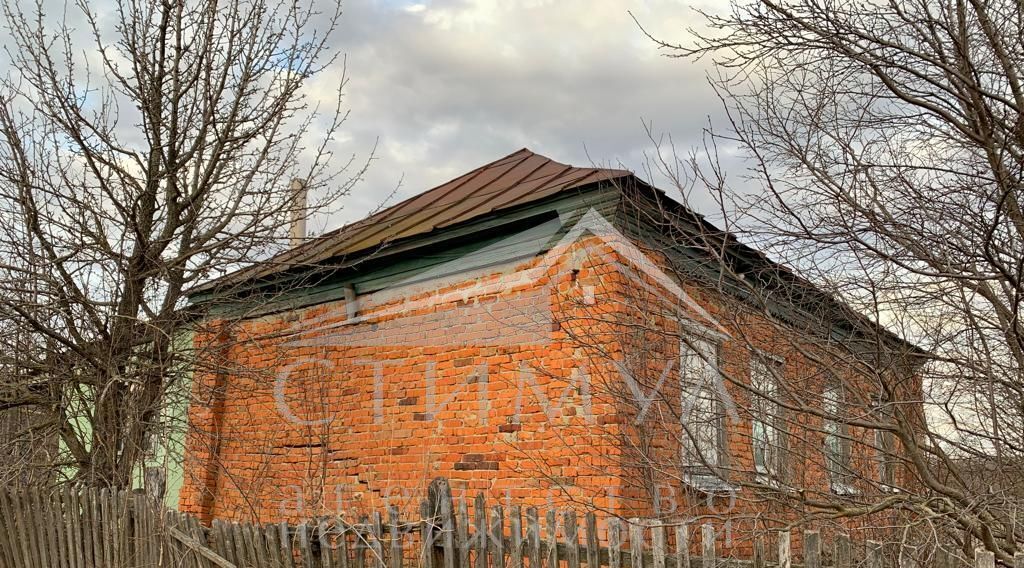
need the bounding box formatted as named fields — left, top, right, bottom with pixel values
left=0, top=483, right=1011, bottom=568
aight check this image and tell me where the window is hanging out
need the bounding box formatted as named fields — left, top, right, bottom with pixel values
left=680, top=335, right=726, bottom=486
left=751, top=356, right=785, bottom=483
left=871, top=395, right=897, bottom=489
left=823, top=382, right=854, bottom=494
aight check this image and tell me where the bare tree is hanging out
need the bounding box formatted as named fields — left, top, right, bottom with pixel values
left=611, top=0, right=1024, bottom=561
left=0, top=0, right=365, bottom=489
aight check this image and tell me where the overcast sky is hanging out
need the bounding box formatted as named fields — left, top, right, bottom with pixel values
left=307, top=0, right=739, bottom=234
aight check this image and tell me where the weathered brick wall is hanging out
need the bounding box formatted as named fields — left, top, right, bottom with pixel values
left=181, top=236, right=917, bottom=556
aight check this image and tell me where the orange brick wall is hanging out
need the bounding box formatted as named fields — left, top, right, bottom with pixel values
left=181, top=236, right=917, bottom=556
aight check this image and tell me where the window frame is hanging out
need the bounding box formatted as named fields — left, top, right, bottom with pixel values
left=822, top=380, right=855, bottom=495
left=750, top=353, right=786, bottom=485
left=871, top=394, right=897, bottom=490
left=679, top=332, right=728, bottom=488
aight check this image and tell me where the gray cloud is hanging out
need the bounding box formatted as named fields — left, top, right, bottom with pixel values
left=305, top=0, right=743, bottom=233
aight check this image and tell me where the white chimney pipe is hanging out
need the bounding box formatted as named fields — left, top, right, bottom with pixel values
left=289, top=177, right=307, bottom=247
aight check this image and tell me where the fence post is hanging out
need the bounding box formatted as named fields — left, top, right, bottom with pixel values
left=778, top=531, right=791, bottom=568
left=651, top=521, right=666, bottom=568
left=510, top=507, right=523, bottom=568
left=701, top=525, right=715, bottom=568
left=975, top=549, right=995, bottom=568
left=525, top=508, right=540, bottom=568
left=866, top=541, right=883, bottom=568
left=420, top=500, right=435, bottom=568
left=439, top=485, right=455, bottom=568
left=474, top=494, right=488, bottom=568
left=1014, top=552, right=1024, bottom=568
left=629, top=519, right=644, bottom=568
left=674, top=525, right=689, bottom=568
left=608, top=519, right=621, bottom=568
left=835, top=535, right=851, bottom=568
left=565, top=511, right=581, bottom=568
left=457, top=500, right=470, bottom=568
left=492, top=505, right=506, bottom=568
left=804, top=531, right=820, bottom=568
left=585, top=513, right=599, bottom=568
left=547, top=510, right=559, bottom=568
left=389, top=505, right=402, bottom=568
left=753, top=535, right=764, bottom=568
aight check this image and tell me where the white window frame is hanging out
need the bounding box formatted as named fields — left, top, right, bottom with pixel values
left=680, top=333, right=727, bottom=490
left=750, top=354, right=785, bottom=485
left=823, top=381, right=856, bottom=495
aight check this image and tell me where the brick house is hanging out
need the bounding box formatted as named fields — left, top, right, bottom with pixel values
left=181, top=149, right=923, bottom=551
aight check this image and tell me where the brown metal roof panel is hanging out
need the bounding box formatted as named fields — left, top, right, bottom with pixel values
left=336, top=154, right=540, bottom=253
left=190, top=148, right=635, bottom=294
left=389, top=155, right=563, bottom=239
left=323, top=152, right=532, bottom=257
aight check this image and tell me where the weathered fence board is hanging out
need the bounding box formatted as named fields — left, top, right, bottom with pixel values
left=0, top=485, right=999, bottom=568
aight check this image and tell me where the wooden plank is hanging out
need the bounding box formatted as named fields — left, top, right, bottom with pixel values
left=6, top=487, right=33, bottom=568
left=673, top=525, right=688, bottom=568
left=510, top=507, right=524, bottom=568
left=458, top=501, right=470, bottom=568
left=23, top=488, right=45, bottom=568
left=421, top=501, right=435, bottom=568
left=439, top=488, right=455, bottom=568
left=231, top=522, right=252, bottom=566
left=282, top=521, right=299, bottom=568
left=41, top=488, right=61, bottom=568
left=100, top=488, right=113, bottom=568
left=266, top=523, right=285, bottom=568
left=244, top=520, right=266, bottom=567
left=371, top=511, right=385, bottom=568
left=32, top=488, right=53, bottom=568
left=584, top=513, right=598, bottom=568
left=546, top=510, right=558, bottom=568
left=651, top=521, right=666, bottom=568
left=298, top=522, right=317, bottom=568
left=608, top=520, right=621, bottom=568
left=526, top=507, right=541, bottom=568
left=320, top=519, right=337, bottom=568
left=492, top=505, right=506, bottom=568
left=934, top=547, right=952, bottom=568
left=778, top=532, right=791, bottom=568
left=390, top=505, right=403, bottom=568
left=354, top=517, right=367, bottom=568
left=475, top=494, right=489, bottom=568
left=169, top=525, right=238, bottom=568
left=976, top=550, right=995, bottom=568
left=14, top=488, right=38, bottom=568
left=89, top=487, right=103, bottom=568
left=752, top=535, right=763, bottom=568
left=866, top=541, right=883, bottom=568
left=1014, top=553, right=1024, bottom=568
left=211, top=520, right=231, bottom=564
left=701, top=525, right=714, bottom=568
left=130, top=492, right=144, bottom=568
left=835, top=535, right=851, bottom=568
left=629, top=521, right=644, bottom=568
left=337, top=518, right=351, bottom=568
left=564, top=511, right=580, bottom=568
left=803, top=531, right=820, bottom=568
left=0, top=488, right=15, bottom=568
left=49, top=490, right=68, bottom=568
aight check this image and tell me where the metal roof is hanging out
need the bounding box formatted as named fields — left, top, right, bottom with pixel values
left=195, top=148, right=632, bottom=293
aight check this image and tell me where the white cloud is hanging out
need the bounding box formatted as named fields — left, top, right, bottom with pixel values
left=301, top=0, right=738, bottom=235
